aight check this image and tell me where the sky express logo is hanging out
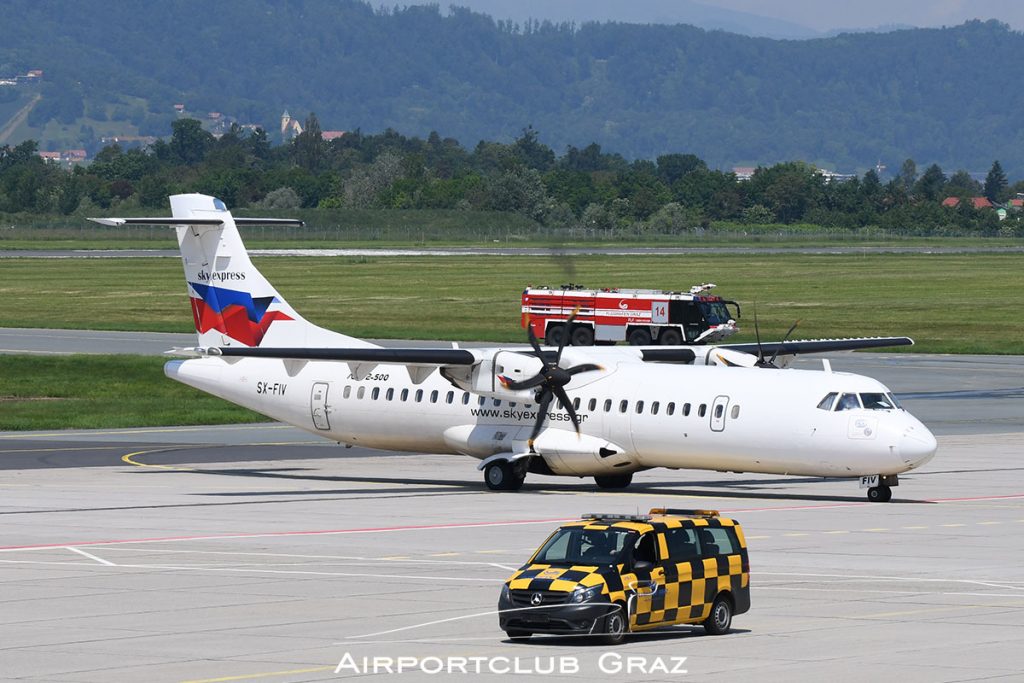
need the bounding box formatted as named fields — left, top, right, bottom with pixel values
left=194, top=269, right=247, bottom=282
left=470, top=406, right=589, bottom=424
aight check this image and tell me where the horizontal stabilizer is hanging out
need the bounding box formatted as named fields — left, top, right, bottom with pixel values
left=88, top=217, right=304, bottom=227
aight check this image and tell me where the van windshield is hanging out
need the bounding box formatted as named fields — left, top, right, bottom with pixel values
left=533, top=527, right=634, bottom=566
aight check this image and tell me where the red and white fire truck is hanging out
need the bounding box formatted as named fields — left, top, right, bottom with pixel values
left=521, top=283, right=741, bottom=346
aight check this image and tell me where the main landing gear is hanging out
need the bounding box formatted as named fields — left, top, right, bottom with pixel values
left=484, top=459, right=526, bottom=491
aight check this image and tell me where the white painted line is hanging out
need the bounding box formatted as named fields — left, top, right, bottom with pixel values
left=758, top=571, right=1024, bottom=591
left=65, top=547, right=117, bottom=566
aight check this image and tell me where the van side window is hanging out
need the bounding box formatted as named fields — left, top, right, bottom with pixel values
left=664, top=527, right=701, bottom=561
left=698, top=527, right=738, bottom=557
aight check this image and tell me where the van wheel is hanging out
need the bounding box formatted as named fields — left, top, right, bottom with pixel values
left=627, top=328, right=652, bottom=346
left=602, top=606, right=628, bottom=645
left=594, top=473, right=633, bottom=489
left=703, top=594, right=733, bottom=635
left=571, top=326, right=595, bottom=346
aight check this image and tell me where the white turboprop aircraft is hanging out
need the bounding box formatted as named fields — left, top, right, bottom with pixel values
left=92, top=194, right=936, bottom=502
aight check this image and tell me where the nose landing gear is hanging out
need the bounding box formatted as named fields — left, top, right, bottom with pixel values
left=861, top=474, right=899, bottom=502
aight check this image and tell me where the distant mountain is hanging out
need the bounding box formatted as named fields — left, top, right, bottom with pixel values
left=3, top=1, right=1023, bottom=175
left=420, top=0, right=820, bottom=39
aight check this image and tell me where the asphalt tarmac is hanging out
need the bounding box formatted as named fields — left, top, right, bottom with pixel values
left=1, top=330, right=1022, bottom=681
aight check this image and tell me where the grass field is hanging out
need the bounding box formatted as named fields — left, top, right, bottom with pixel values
left=0, top=355, right=264, bottom=430
left=1, top=253, right=1022, bottom=354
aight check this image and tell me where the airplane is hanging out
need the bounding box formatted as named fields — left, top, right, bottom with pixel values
left=90, top=194, right=936, bottom=502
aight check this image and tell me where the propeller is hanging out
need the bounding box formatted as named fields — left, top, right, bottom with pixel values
left=715, top=308, right=801, bottom=369
left=499, top=308, right=602, bottom=451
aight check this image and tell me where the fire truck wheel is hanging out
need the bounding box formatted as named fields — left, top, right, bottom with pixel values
left=546, top=324, right=568, bottom=347
left=658, top=328, right=683, bottom=346
left=570, top=326, right=595, bottom=346
left=627, top=328, right=652, bottom=346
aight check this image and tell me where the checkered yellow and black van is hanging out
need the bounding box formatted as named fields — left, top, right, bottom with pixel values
left=498, top=509, right=750, bottom=642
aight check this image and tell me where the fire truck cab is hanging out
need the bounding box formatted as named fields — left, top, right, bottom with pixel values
left=522, top=283, right=740, bottom=346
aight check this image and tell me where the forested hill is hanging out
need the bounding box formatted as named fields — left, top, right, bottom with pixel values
left=3, top=1, right=1024, bottom=174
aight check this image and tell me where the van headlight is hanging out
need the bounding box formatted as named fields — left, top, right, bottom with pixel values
left=570, top=585, right=602, bottom=603
left=500, top=584, right=511, bottom=602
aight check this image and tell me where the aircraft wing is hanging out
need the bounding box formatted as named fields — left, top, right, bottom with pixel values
left=89, top=217, right=304, bottom=226
left=718, top=336, right=914, bottom=357
left=178, top=346, right=478, bottom=366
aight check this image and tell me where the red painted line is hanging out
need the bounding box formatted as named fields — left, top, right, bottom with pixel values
left=924, top=492, right=1024, bottom=503
left=0, top=517, right=575, bottom=552
left=720, top=502, right=869, bottom=513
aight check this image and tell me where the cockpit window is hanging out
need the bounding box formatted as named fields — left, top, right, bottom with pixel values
left=835, top=393, right=861, bottom=411
left=860, top=393, right=897, bottom=410
left=887, top=393, right=903, bottom=410
left=817, top=392, right=837, bottom=411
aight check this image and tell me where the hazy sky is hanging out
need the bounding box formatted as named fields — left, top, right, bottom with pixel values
left=700, top=0, right=1024, bottom=31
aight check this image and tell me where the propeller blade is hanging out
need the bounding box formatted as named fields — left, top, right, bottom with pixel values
left=566, top=363, right=603, bottom=376
left=768, top=319, right=801, bottom=367
left=550, top=384, right=581, bottom=435
left=528, top=390, right=554, bottom=449
left=554, top=306, right=580, bottom=366
left=753, top=305, right=765, bottom=364
left=526, top=319, right=544, bottom=358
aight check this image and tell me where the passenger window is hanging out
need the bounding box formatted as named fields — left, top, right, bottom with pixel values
left=415, top=389, right=423, bottom=402
left=665, top=527, right=701, bottom=562
left=462, top=392, right=470, bottom=405
left=666, top=402, right=675, bottom=415
left=430, top=390, right=439, bottom=403
left=817, top=392, right=837, bottom=411
left=698, top=527, right=738, bottom=557
left=698, top=403, right=707, bottom=417
left=478, top=396, right=485, bottom=406
left=651, top=401, right=660, bottom=415
left=446, top=391, right=454, bottom=404
left=714, top=404, right=724, bottom=418
left=385, top=388, right=394, bottom=401
left=619, top=400, right=629, bottom=413
left=683, top=402, right=691, bottom=416
left=573, top=397, right=581, bottom=410
left=636, top=400, right=644, bottom=414
left=836, top=393, right=861, bottom=411
left=493, top=398, right=500, bottom=407
left=731, top=404, right=740, bottom=419
left=588, top=398, right=597, bottom=411
left=371, top=387, right=380, bottom=400
left=401, top=388, right=409, bottom=401
left=343, top=385, right=352, bottom=399
left=357, top=386, right=365, bottom=399
left=604, top=399, right=612, bottom=412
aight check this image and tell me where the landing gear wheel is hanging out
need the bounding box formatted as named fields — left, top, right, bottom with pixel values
left=570, top=326, right=595, bottom=346
left=867, top=485, right=892, bottom=502
left=505, top=629, right=532, bottom=640
left=594, top=473, right=633, bottom=489
left=601, top=606, right=628, bottom=645
left=658, top=328, right=683, bottom=346
left=703, top=594, right=733, bottom=635
left=485, top=460, right=524, bottom=491
left=627, top=328, right=652, bottom=346
left=545, top=324, right=567, bottom=347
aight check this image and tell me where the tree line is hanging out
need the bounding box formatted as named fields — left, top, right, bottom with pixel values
left=1, top=117, right=1021, bottom=237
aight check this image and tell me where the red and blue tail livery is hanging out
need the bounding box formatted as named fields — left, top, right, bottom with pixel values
left=187, top=282, right=293, bottom=347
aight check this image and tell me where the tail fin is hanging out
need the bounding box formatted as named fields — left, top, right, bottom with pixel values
left=94, top=193, right=373, bottom=349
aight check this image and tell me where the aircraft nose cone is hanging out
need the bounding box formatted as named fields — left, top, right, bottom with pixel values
left=900, top=427, right=937, bottom=469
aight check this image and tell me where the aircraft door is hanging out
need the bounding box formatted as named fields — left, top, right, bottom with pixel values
left=710, top=395, right=729, bottom=432
left=310, top=382, right=331, bottom=431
